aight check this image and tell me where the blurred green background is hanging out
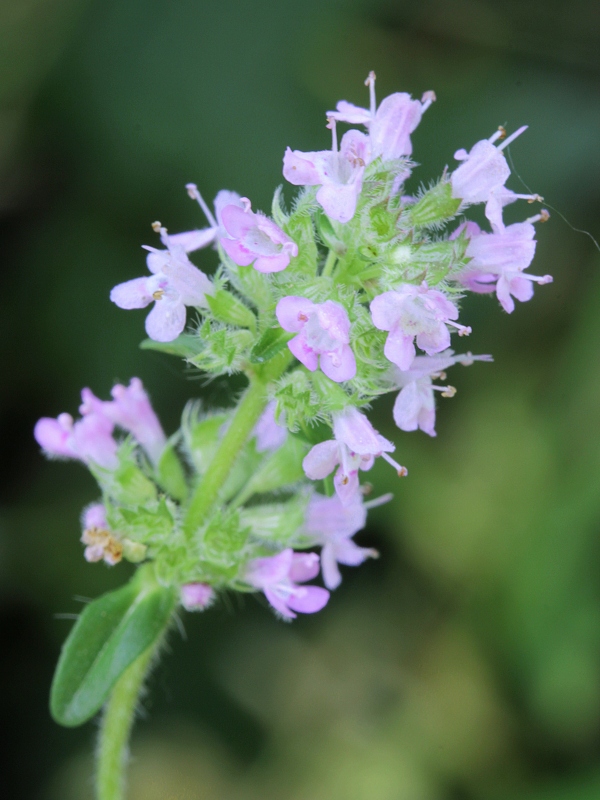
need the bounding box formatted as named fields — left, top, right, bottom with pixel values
left=2, top=0, right=600, bottom=798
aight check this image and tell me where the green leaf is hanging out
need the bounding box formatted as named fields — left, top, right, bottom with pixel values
left=237, top=434, right=307, bottom=500
left=50, top=565, right=176, bottom=727
left=250, top=326, right=293, bottom=364
left=140, top=334, right=204, bottom=358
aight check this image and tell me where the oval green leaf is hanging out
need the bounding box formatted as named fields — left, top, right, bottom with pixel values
left=50, top=565, right=176, bottom=727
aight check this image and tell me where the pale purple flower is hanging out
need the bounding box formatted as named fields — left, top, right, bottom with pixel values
left=305, top=493, right=377, bottom=589
left=370, top=283, right=471, bottom=371
left=219, top=197, right=298, bottom=273
left=34, top=406, right=118, bottom=469
left=453, top=218, right=553, bottom=314
left=283, top=126, right=370, bottom=223
left=80, top=378, right=166, bottom=465
left=276, top=296, right=356, bottom=383
left=327, top=72, right=435, bottom=160
left=180, top=583, right=215, bottom=611
left=110, top=222, right=214, bottom=342
left=451, top=126, right=528, bottom=222
left=302, top=407, right=406, bottom=505
left=244, top=548, right=329, bottom=619
left=254, top=400, right=287, bottom=453
left=392, top=351, right=492, bottom=436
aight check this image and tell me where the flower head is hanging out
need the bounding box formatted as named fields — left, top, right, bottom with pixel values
left=220, top=197, right=298, bottom=273
left=302, top=407, right=405, bottom=504
left=370, top=283, right=470, bottom=371
left=305, top=492, right=376, bottom=589
left=276, top=296, right=356, bottom=382
left=244, top=548, right=329, bottom=619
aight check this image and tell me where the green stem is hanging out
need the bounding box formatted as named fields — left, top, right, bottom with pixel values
left=322, top=249, right=337, bottom=278
left=183, top=353, right=291, bottom=536
left=95, top=640, right=159, bottom=800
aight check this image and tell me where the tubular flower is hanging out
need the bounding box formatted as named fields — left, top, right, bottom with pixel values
left=453, top=217, right=553, bottom=313
left=276, top=296, right=356, bottom=382
left=370, top=283, right=471, bottom=371
left=305, top=493, right=376, bottom=590
left=110, top=222, right=214, bottom=342
left=220, top=197, right=298, bottom=273
left=244, top=549, right=330, bottom=619
left=391, top=352, right=492, bottom=436
left=328, top=71, right=435, bottom=160
left=302, top=407, right=406, bottom=505
left=34, top=404, right=118, bottom=469
left=283, top=125, right=370, bottom=223
left=80, top=378, right=166, bottom=465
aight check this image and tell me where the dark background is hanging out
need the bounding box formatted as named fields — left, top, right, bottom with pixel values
left=2, top=1, right=600, bottom=798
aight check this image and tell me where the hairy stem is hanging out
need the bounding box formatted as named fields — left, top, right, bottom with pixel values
left=321, top=249, right=337, bottom=278
left=183, top=353, right=290, bottom=536
left=95, top=639, right=159, bottom=800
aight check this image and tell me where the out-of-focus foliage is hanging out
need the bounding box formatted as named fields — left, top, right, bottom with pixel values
left=1, top=0, right=600, bottom=798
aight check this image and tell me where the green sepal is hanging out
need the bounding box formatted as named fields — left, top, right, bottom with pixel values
left=90, top=443, right=157, bottom=506
left=250, top=326, right=293, bottom=364
left=156, top=437, right=188, bottom=501
left=315, top=210, right=346, bottom=255
left=140, top=334, right=204, bottom=358
left=285, top=210, right=319, bottom=275
left=408, top=181, right=461, bottom=227
left=206, top=289, right=257, bottom=331
left=50, top=564, right=176, bottom=727
left=181, top=407, right=229, bottom=473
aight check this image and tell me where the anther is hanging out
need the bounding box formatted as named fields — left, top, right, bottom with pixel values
left=441, top=386, right=456, bottom=398
left=152, top=221, right=162, bottom=232
left=152, top=289, right=164, bottom=300
left=185, top=183, right=218, bottom=227
left=381, top=452, right=408, bottom=477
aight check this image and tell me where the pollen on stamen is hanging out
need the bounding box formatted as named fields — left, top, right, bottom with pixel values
left=152, top=289, right=165, bottom=300
left=441, top=386, right=457, bottom=398
left=151, top=221, right=162, bottom=232
left=381, top=452, right=408, bottom=477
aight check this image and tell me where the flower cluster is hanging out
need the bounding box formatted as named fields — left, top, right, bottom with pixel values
left=36, top=74, right=551, bottom=621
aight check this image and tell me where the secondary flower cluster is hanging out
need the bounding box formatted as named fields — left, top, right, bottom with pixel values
left=36, top=74, right=551, bottom=620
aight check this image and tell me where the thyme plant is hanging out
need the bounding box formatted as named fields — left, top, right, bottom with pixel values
left=35, top=73, right=552, bottom=800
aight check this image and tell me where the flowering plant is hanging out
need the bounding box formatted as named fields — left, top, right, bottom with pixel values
left=36, top=72, right=551, bottom=800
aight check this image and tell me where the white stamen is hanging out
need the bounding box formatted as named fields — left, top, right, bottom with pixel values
left=380, top=452, right=408, bottom=477
left=365, top=71, right=377, bottom=118
left=185, top=183, right=218, bottom=228
left=326, top=117, right=338, bottom=152
left=447, top=321, right=472, bottom=336
left=364, top=492, right=394, bottom=510
left=431, top=384, right=456, bottom=397
left=240, top=197, right=252, bottom=213
left=497, top=125, right=528, bottom=151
